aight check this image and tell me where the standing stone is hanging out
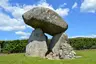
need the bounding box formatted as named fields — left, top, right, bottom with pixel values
left=26, top=28, right=47, bottom=58
left=22, top=7, right=68, bottom=36
left=46, top=33, right=76, bottom=59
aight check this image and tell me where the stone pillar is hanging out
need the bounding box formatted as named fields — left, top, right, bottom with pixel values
left=26, top=28, right=47, bottom=58
left=46, top=33, right=76, bottom=59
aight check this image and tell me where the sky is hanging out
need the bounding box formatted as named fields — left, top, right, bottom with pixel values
left=0, top=0, right=96, bottom=40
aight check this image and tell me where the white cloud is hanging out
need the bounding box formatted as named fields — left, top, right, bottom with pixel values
left=37, top=2, right=54, bottom=10
left=20, top=36, right=29, bottom=39
left=59, top=3, right=67, bottom=8
left=0, top=26, right=25, bottom=31
left=56, top=8, right=69, bottom=17
left=15, top=31, right=30, bottom=39
left=0, top=0, right=69, bottom=31
left=72, top=2, right=78, bottom=9
left=26, top=25, right=34, bottom=30
left=80, top=0, right=96, bottom=13
left=0, top=0, right=8, bottom=8
left=0, top=0, right=26, bottom=31
left=15, top=31, right=30, bottom=36
left=36, top=1, right=69, bottom=17
left=69, top=34, right=96, bottom=38
left=0, top=12, right=25, bottom=31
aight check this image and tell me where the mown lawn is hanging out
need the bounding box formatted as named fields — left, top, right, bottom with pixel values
left=0, top=49, right=96, bottom=64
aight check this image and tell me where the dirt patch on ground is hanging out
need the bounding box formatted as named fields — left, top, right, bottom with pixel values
left=0, top=53, right=7, bottom=56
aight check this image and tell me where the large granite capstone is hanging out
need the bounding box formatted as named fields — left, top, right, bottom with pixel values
left=22, top=7, right=68, bottom=36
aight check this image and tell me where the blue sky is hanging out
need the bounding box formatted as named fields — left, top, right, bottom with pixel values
left=0, top=0, right=96, bottom=40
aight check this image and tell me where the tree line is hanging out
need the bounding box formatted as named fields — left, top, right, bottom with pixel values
left=0, top=37, right=96, bottom=53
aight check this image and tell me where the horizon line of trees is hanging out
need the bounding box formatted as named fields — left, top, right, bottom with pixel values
left=0, top=37, right=96, bottom=53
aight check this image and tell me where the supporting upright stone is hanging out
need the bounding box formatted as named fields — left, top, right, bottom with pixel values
left=26, top=28, right=47, bottom=58
left=46, top=33, right=76, bottom=59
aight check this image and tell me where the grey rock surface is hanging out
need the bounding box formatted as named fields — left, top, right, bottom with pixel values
left=22, top=7, right=76, bottom=60
left=46, top=33, right=76, bottom=59
left=22, top=7, right=68, bottom=36
left=26, top=28, right=47, bottom=58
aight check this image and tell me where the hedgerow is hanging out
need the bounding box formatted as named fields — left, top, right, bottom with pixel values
left=69, top=38, right=96, bottom=50
left=1, top=40, right=28, bottom=53
left=0, top=38, right=96, bottom=53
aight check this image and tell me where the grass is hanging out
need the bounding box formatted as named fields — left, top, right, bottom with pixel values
left=0, top=49, right=96, bottom=64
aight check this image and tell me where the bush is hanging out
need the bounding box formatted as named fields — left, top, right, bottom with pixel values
left=0, top=41, right=3, bottom=52
left=2, top=40, right=28, bottom=53
left=69, top=38, right=96, bottom=50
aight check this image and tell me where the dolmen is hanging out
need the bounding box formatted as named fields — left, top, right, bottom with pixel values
left=22, top=7, right=76, bottom=59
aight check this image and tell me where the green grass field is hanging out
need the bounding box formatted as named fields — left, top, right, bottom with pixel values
left=0, top=49, right=96, bottom=64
